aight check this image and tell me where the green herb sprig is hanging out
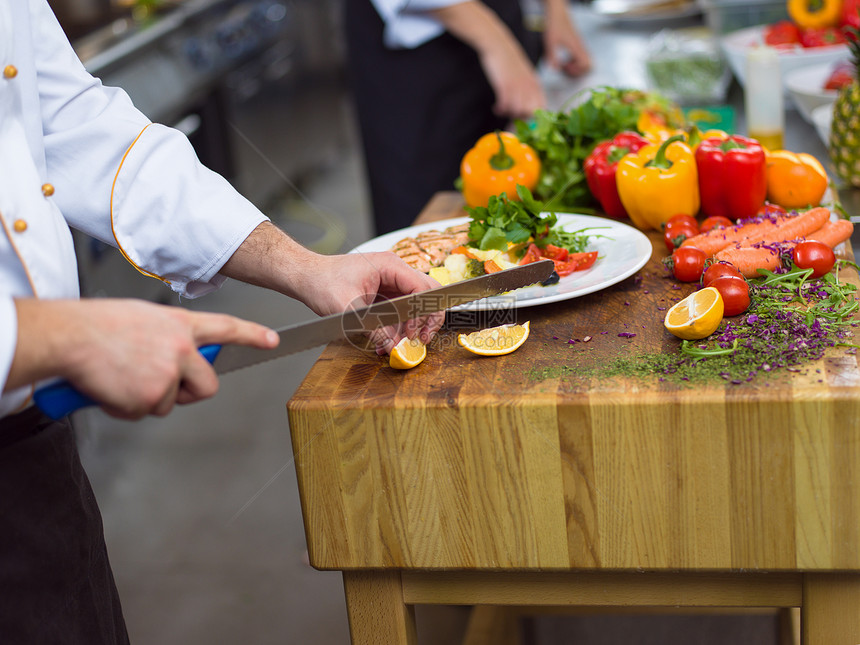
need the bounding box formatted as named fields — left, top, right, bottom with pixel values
left=465, top=185, right=605, bottom=254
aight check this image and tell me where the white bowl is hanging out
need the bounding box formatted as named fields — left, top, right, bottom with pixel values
left=784, top=62, right=840, bottom=122
left=720, top=25, right=848, bottom=88
left=810, top=103, right=833, bottom=147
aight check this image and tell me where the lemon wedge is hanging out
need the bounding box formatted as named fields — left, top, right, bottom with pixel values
left=458, top=321, right=530, bottom=356
left=389, top=337, right=427, bottom=369
left=664, top=287, right=724, bottom=340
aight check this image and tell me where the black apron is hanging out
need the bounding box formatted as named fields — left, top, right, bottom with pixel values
left=0, top=406, right=129, bottom=644
left=344, top=0, right=541, bottom=235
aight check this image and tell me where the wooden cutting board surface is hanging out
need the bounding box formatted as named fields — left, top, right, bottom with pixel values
left=291, top=192, right=860, bottom=409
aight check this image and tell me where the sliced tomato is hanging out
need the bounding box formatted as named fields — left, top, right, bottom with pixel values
left=517, top=243, right=543, bottom=265
left=554, top=251, right=598, bottom=276
left=541, top=244, right=570, bottom=262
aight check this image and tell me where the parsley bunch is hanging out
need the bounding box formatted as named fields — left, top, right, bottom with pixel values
left=514, top=87, right=684, bottom=211
left=465, top=185, right=599, bottom=254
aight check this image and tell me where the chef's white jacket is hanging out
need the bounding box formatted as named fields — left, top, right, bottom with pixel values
left=0, top=0, right=268, bottom=417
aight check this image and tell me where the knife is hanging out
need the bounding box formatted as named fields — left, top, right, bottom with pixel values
left=33, top=259, right=554, bottom=419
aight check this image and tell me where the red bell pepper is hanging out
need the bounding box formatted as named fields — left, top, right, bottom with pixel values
left=583, top=131, right=650, bottom=219
left=695, top=135, right=767, bottom=221
left=841, top=0, right=860, bottom=28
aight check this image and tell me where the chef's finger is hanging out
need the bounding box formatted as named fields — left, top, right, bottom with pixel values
left=368, top=323, right=401, bottom=355
left=175, top=352, right=220, bottom=406
left=188, top=311, right=279, bottom=349
left=419, top=311, right=445, bottom=344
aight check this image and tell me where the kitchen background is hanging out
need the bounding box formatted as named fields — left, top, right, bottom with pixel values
left=44, top=0, right=840, bottom=641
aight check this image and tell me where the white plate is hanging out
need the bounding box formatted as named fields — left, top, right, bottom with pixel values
left=349, top=214, right=653, bottom=311
left=784, top=62, right=841, bottom=122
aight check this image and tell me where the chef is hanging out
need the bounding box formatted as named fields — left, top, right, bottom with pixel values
left=345, top=0, right=591, bottom=235
left=0, top=0, right=440, bottom=642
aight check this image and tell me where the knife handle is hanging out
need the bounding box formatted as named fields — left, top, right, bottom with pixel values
left=33, top=344, right=223, bottom=420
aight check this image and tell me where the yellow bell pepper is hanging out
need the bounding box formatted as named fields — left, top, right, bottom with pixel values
left=765, top=150, right=828, bottom=209
left=460, top=131, right=541, bottom=208
left=788, top=0, right=843, bottom=28
left=616, top=134, right=700, bottom=231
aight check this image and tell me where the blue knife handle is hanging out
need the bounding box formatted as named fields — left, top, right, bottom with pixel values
left=33, top=344, right=223, bottom=420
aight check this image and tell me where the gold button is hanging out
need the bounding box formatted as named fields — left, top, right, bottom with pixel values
left=41, top=183, right=55, bottom=197
left=3, top=65, right=17, bottom=79
left=13, top=219, right=27, bottom=233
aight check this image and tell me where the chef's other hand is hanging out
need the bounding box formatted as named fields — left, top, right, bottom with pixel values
left=542, top=0, right=592, bottom=77
left=11, top=298, right=279, bottom=420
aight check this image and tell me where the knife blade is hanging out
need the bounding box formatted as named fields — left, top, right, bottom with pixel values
left=33, top=259, right=554, bottom=419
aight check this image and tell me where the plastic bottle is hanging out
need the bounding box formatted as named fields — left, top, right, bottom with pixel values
left=744, top=45, right=784, bottom=150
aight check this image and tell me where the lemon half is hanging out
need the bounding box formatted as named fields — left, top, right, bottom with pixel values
left=458, top=321, right=530, bottom=356
left=389, top=337, right=427, bottom=369
left=664, top=287, right=724, bottom=340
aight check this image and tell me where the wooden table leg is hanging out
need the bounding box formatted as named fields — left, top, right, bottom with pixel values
left=462, top=606, right=522, bottom=645
left=802, top=574, right=860, bottom=645
left=343, top=571, right=418, bottom=645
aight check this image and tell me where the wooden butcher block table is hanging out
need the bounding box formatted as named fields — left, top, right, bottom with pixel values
left=287, top=191, right=860, bottom=645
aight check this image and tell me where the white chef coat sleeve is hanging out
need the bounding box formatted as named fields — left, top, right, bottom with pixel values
left=31, top=0, right=267, bottom=298
left=371, top=0, right=467, bottom=48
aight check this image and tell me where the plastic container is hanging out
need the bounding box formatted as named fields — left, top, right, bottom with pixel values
left=744, top=45, right=784, bottom=149
left=644, top=27, right=732, bottom=105
left=697, top=0, right=789, bottom=35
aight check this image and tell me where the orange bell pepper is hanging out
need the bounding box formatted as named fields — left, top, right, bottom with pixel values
left=788, top=0, right=843, bottom=28
left=765, top=150, right=828, bottom=209
left=460, top=131, right=541, bottom=208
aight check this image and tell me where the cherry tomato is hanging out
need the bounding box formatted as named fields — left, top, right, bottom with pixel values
left=710, top=275, right=750, bottom=316
left=757, top=203, right=788, bottom=219
left=671, top=247, right=706, bottom=282
left=702, top=262, right=743, bottom=287
left=666, top=213, right=699, bottom=232
left=793, top=241, right=836, bottom=278
left=664, top=222, right=699, bottom=252
left=700, top=216, right=733, bottom=233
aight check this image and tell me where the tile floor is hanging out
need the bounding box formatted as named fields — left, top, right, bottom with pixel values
left=75, top=88, right=780, bottom=645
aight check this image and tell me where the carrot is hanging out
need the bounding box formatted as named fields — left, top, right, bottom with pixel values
left=681, top=215, right=791, bottom=256
left=714, top=246, right=782, bottom=278
left=741, top=207, right=831, bottom=246
left=452, top=245, right=478, bottom=258
left=484, top=259, right=504, bottom=273
left=806, top=219, right=854, bottom=248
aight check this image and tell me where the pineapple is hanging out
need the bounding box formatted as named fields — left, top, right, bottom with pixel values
left=830, top=28, right=860, bottom=187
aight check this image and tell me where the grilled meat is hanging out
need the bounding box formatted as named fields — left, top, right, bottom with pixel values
left=391, top=224, right=473, bottom=272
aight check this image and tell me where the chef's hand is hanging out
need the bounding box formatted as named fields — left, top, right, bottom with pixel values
left=433, top=1, right=546, bottom=119
left=220, top=222, right=444, bottom=354
left=542, top=0, right=592, bottom=77
left=307, top=251, right=445, bottom=355
left=9, top=298, right=278, bottom=419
